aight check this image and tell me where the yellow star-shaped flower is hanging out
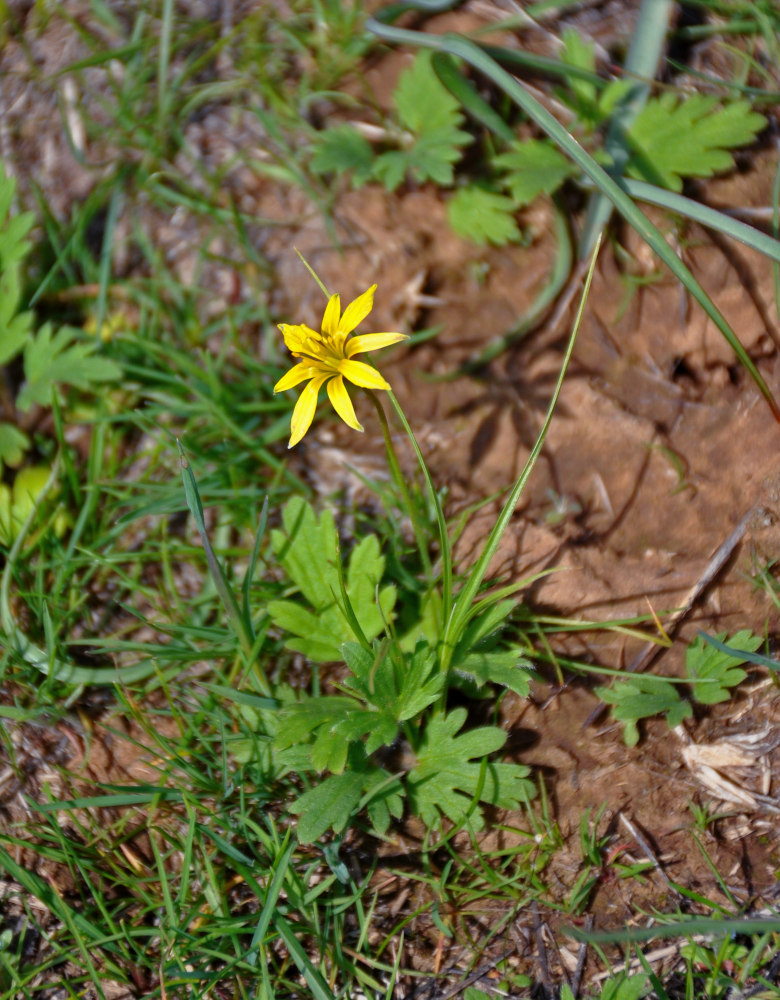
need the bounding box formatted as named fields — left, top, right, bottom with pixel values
left=274, top=284, right=407, bottom=448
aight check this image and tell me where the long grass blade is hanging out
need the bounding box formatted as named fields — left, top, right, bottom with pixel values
left=441, top=237, right=600, bottom=670
left=619, top=177, right=780, bottom=264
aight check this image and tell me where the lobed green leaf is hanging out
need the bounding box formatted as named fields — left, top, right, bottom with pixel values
left=686, top=629, right=761, bottom=705
left=447, top=186, right=521, bottom=245
left=627, top=94, right=767, bottom=192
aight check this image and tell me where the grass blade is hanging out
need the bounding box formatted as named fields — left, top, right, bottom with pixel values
left=442, top=236, right=600, bottom=670
left=275, top=914, right=336, bottom=1000
left=618, top=177, right=780, bottom=263
left=177, top=440, right=270, bottom=693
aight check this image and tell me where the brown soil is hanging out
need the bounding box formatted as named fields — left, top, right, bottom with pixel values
left=2, top=1, right=780, bottom=994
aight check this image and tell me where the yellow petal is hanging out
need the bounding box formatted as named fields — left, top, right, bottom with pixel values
left=339, top=285, right=376, bottom=335
left=326, top=375, right=363, bottom=432
left=280, top=322, right=319, bottom=354
left=288, top=375, right=329, bottom=448
left=346, top=331, right=407, bottom=357
left=338, top=358, right=391, bottom=390
left=321, top=293, right=341, bottom=338
left=274, top=363, right=316, bottom=393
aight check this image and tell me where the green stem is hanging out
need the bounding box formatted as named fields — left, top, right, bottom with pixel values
left=363, top=390, right=442, bottom=607
left=387, top=391, right=453, bottom=631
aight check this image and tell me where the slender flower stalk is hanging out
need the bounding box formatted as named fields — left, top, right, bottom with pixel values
left=274, top=284, right=407, bottom=448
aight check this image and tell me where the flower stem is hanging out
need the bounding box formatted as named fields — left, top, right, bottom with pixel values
left=363, top=390, right=443, bottom=614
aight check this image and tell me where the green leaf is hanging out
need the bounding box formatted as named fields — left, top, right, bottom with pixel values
left=362, top=766, right=404, bottom=835
left=341, top=640, right=443, bottom=726
left=447, top=186, right=521, bottom=245
left=406, top=126, right=469, bottom=186
left=0, top=266, right=34, bottom=366
left=292, top=770, right=366, bottom=843
left=600, top=973, right=650, bottom=1000
left=371, top=151, right=409, bottom=192
left=454, top=599, right=517, bottom=654
left=627, top=95, right=766, bottom=192
left=394, top=50, right=467, bottom=135
left=595, top=675, right=692, bottom=747
left=275, top=690, right=400, bottom=767
left=373, top=127, right=468, bottom=190
left=0, top=168, right=34, bottom=270
left=455, top=648, right=531, bottom=697
left=310, top=124, right=375, bottom=187
left=554, top=32, right=635, bottom=132
left=449, top=599, right=531, bottom=696
left=394, top=640, right=446, bottom=720
left=18, top=324, right=122, bottom=412
left=268, top=497, right=396, bottom=662
left=271, top=496, right=338, bottom=608
left=686, top=630, right=761, bottom=705
left=407, top=708, right=534, bottom=829
left=0, top=422, right=30, bottom=470
left=556, top=29, right=598, bottom=124
left=373, top=50, right=471, bottom=190
left=495, top=139, right=578, bottom=206
left=291, top=749, right=402, bottom=842
left=0, top=465, right=67, bottom=547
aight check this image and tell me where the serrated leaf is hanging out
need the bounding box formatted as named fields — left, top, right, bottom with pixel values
left=407, top=708, right=534, bottom=828
left=447, top=186, right=521, bottom=245
left=455, top=649, right=531, bottom=697
left=275, top=696, right=356, bottom=751
left=408, top=126, right=470, bottom=185
left=275, top=689, right=399, bottom=768
left=595, top=675, right=692, bottom=747
left=394, top=639, right=446, bottom=720
left=0, top=267, right=33, bottom=366
left=363, top=766, right=404, bottom=835
left=341, top=639, right=444, bottom=723
left=627, top=94, right=766, bottom=192
left=556, top=29, right=598, bottom=121
left=495, top=139, right=578, bottom=205
left=0, top=422, right=30, bottom=470
left=333, top=709, right=399, bottom=756
left=373, top=125, right=469, bottom=190
left=373, top=51, right=471, bottom=191
left=18, top=324, right=122, bottom=412
left=291, top=750, right=402, bottom=842
left=269, top=497, right=396, bottom=662
left=394, top=50, right=466, bottom=135
left=371, top=151, right=409, bottom=192
left=292, top=770, right=366, bottom=843
left=1, top=213, right=35, bottom=268
left=686, top=630, right=761, bottom=705
left=310, top=124, right=375, bottom=187
left=271, top=497, right=337, bottom=608
left=0, top=168, right=34, bottom=270
left=555, top=33, right=633, bottom=131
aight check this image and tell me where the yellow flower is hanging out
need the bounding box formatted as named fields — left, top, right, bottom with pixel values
left=274, top=284, right=407, bottom=448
